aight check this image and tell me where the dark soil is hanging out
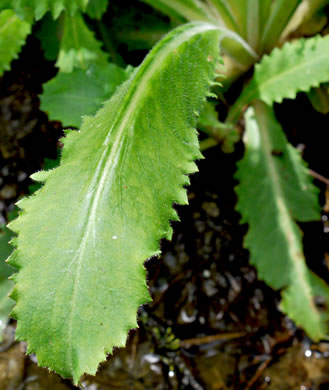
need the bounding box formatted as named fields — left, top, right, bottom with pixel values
left=1, top=29, right=329, bottom=390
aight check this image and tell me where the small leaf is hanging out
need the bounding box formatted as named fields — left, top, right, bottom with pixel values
left=41, top=63, right=130, bottom=127
left=35, top=12, right=63, bottom=61
left=228, top=34, right=329, bottom=122
left=0, top=9, right=31, bottom=76
left=86, top=0, right=108, bottom=19
left=8, top=22, right=224, bottom=383
left=12, top=0, right=90, bottom=20
left=56, top=11, right=108, bottom=73
left=235, top=101, right=325, bottom=340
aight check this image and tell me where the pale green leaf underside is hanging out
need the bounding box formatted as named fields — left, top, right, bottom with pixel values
left=56, top=11, right=108, bottom=73
left=228, top=34, right=329, bottom=122
left=8, top=22, right=223, bottom=383
left=40, top=63, right=129, bottom=128
left=12, top=0, right=89, bottom=20
left=0, top=9, right=31, bottom=76
left=235, top=102, right=325, bottom=340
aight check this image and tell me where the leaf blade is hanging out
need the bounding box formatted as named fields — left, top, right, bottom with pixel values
left=235, top=101, right=325, bottom=340
left=56, top=11, right=108, bottom=73
left=8, top=22, right=223, bottom=383
left=0, top=9, right=31, bottom=76
left=228, top=34, right=329, bottom=122
left=12, top=0, right=90, bottom=20
left=40, top=63, right=129, bottom=127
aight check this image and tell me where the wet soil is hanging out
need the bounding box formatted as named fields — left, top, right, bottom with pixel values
left=1, top=34, right=329, bottom=390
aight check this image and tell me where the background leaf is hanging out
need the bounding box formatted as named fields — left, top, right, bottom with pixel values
left=86, top=0, right=108, bottom=19
left=41, top=63, right=130, bottom=127
left=35, top=12, right=64, bottom=61
left=235, top=101, right=325, bottom=340
left=0, top=9, right=31, bottom=76
left=12, top=0, right=90, bottom=20
left=228, top=34, right=329, bottom=122
left=56, top=11, right=108, bottom=73
left=8, top=22, right=223, bottom=383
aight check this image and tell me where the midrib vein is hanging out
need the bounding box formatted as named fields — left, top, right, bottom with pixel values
left=65, top=22, right=219, bottom=372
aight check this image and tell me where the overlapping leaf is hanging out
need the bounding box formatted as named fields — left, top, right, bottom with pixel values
left=8, top=22, right=223, bottom=383
left=86, top=0, right=108, bottom=19
left=0, top=226, right=15, bottom=342
left=228, top=34, right=329, bottom=122
left=35, top=13, right=63, bottom=61
left=56, top=11, right=108, bottom=73
left=0, top=9, right=31, bottom=76
left=235, top=101, right=326, bottom=340
left=41, top=63, right=130, bottom=127
left=12, top=0, right=89, bottom=20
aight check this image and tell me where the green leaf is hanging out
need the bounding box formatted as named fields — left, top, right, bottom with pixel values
left=261, top=0, right=302, bottom=52
left=56, top=11, right=108, bottom=73
left=204, top=0, right=242, bottom=33
left=0, top=226, right=15, bottom=342
left=228, top=34, right=329, bottom=122
left=280, top=0, right=329, bottom=41
left=235, top=101, right=325, bottom=340
left=8, top=22, right=223, bottom=383
left=40, top=63, right=130, bottom=127
left=12, top=0, right=90, bottom=20
left=141, top=0, right=214, bottom=23
left=142, top=0, right=258, bottom=71
left=0, top=9, right=31, bottom=76
left=35, top=12, right=64, bottom=61
left=86, top=0, right=108, bottom=19
left=307, top=84, right=329, bottom=115
left=198, top=101, right=239, bottom=153
left=0, top=0, right=12, bottom=11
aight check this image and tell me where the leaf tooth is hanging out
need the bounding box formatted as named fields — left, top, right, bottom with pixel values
left=7, top=251, right=21, bottom=270
left=9, top=286, right=19, bottom=302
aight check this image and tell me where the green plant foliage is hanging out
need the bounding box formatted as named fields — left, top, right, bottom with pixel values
left=12, top=0, right=90, bottom=20
left=235, top=101, right=327, bottom=340
left=41, top=63, right=130, bottom=127
left=0, top=9, right=31, bottom=76
left=56, top=11, right=108, bottom=72
left=198, top=101, right=239, bottom=153
left=86, top=0, right=108, bottom=19
left=35, top=12, right=63, bottom=61
left=0, top=226, right=15, bottom=342
left=260, top=0, right=302, bottom=52
left=8, top=22, right=223, bottom=383
left=307, top=84, right=329, bottom=115
left=0, top=0, right=12, bottom=11
left=141, top=0, right=214, bottom=23
left=228, top=34, right=329, bottom=122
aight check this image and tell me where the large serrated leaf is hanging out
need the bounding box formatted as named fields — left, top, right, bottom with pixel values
left=228, top=34, right=329, bottom=122
left=0, top=9, right=31, bottom=76
left=12, top=0, right=89, bottom=20
left=40, top=63, right=129, bottom=128
left=56, top=11, right=108, bottom=73
left=8, top=22, right=223, bottom=383
left=235, top=101, right=326, bottom=340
